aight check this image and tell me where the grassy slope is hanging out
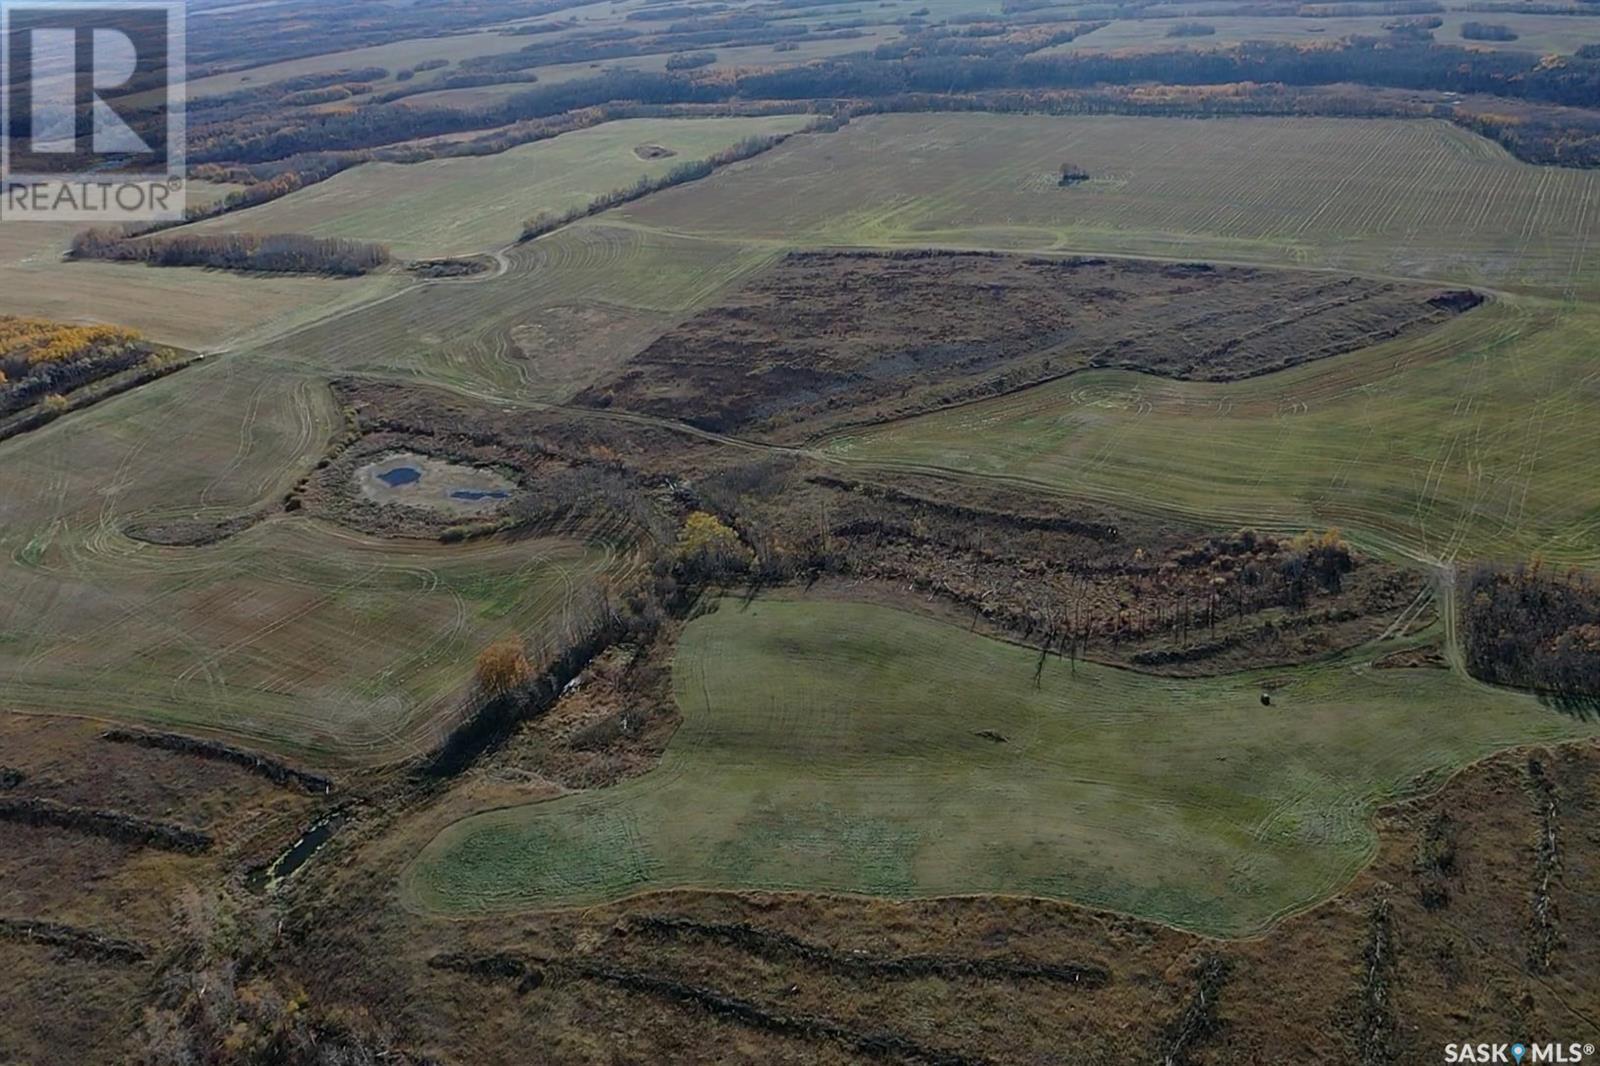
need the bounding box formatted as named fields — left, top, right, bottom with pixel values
left=404, top=596, right=1600, bottom=935
left=186, top=116, right=813, bottom=258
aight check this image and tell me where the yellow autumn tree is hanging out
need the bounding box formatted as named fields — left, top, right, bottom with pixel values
left=475, top=638, right=531, bottom=695
left=674, top=511, right=751, bottom=577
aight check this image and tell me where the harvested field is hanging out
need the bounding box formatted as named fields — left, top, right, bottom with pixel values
left=619, top=114, right=1600, bottom=297
left=403, top=596, right=1600, bottom=935
left=183, top=115, right=812, bottom=257
left=575, top=249, right=1480, bottom=436
left=0, top=212, right=395, bottom=351
left=0, top=519, right=617, bottom=764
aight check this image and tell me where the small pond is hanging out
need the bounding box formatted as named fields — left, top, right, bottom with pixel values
left=356, top=452, right=517, bottom=515
left=376, top=465, right=422, bottom=488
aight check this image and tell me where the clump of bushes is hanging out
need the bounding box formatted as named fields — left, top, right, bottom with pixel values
left=665, top=50, right=717, bottom=70
left=1167, top=21, right=1216, bottom=36
left=475, top=638, right=533, bottom=695
left=0, top=316, right=168, bottom=422
left=1464, top=562, right=1600, bottom=698
left=673, top=511, right=752, bottom=580
left=1460, top=21, right=1517, bottom=41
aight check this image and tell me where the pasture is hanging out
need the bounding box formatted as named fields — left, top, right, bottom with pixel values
left=404, top=596, right=1600, bottom=935
left=619, top=113, right=1600, bottom=297
left=186, top=115, right=812, bottom=257
left=7, top=109, right=1600, bottom=810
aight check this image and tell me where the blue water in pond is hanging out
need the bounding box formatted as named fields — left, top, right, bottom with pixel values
left=377, top=466, right=421, bottom=487
left=451, top=489, right=509, bottom=501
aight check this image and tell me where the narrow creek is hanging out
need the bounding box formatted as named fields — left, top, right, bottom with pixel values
left=248, top=811, right=349, bottom=893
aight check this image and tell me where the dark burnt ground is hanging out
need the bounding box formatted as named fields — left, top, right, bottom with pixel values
left=572, top=250, right=1481, bottom=439
left=274, top=739, right=1600, bottom=1066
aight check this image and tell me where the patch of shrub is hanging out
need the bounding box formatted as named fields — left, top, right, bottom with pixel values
left=664, top=49, right=718, bottom=69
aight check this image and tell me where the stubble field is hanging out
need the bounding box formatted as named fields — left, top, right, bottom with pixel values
left=619, top=113, right=1600, bottom=297
left=184, top=115, right=812, bottom=258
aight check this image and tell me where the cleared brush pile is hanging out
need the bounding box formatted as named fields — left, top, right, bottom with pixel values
left=747, top=474, right=1423, bottom=674
left=431, top=950, right=986, bottom=1066
left=626, top=915, right=1110, bottom=986
left=100, top=728, right=334, bottom=793
left=0, top=796, right=212, bottom=853
left=0, top=917, right=149, bottom=965
left=574, top=250, right=1480, bottom=438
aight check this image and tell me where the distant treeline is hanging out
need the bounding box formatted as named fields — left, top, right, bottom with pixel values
left=1464, top=564, right=1600, bottom=700
left=182, top=38, right=1600, bottom=167
left=69, top=231, right=391, bottom=276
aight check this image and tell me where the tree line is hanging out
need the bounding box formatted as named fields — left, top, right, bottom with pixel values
left=69, top=231, right=391, bottom=276
left=179, top=37, right=1600, bottom=168
left=519, top=122, right=840, bottom=242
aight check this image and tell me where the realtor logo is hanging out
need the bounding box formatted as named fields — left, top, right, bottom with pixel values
left=1, top=0, right=185, bottom=220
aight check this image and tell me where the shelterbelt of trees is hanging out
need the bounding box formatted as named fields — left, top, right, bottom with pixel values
left=68, top=231, right=391, bottom=277
left=0, top=317, right=174, bottom=426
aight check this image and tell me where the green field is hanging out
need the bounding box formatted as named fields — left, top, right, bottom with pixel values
left=824, top=298, right=1600, bottom=567
left=405, top=596, right=1600, bottom=934
left=187, top=115, right=812, bottom=257
left=620, top=114, right=1600, bottom=297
